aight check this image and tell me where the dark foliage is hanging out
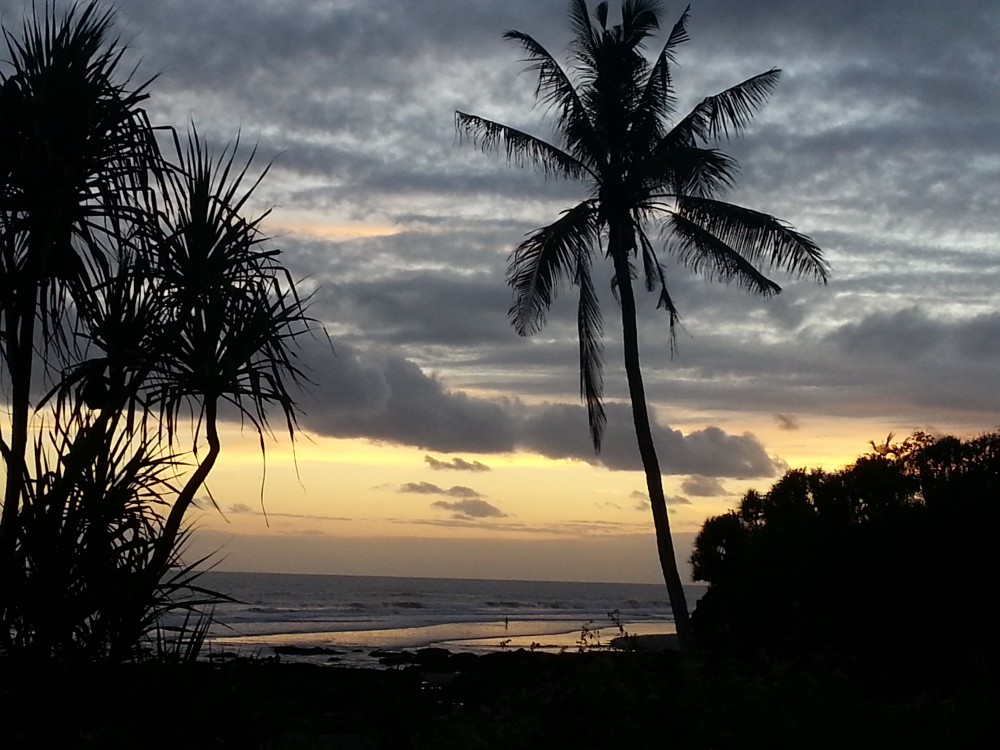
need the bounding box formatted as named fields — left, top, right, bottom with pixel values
left=691, top=431, right=1000, bottom=685
left=0, top=2, right=312, bottom=662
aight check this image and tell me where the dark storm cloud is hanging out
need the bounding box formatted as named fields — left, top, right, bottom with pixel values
left=297, top=337, right=519, bottom=454
left=430, top=498, right=508, bottom=519
left=293, top=335, right=781, bottom=477
left=520, top=402, right=780, bottom=476
left=425, top=456, right=492, bottom=472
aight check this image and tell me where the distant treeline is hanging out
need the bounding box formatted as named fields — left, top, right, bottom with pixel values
left=691, top=431, right=999, bottom=683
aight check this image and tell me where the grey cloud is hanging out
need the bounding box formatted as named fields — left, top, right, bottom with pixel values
left=680, top=476, right=729, bottom=497
left=430, top=498, right=508, bottom=519
left=14, top=0, right=995, bottom=474
left=520, top=402, right=781, bottom=477
left=297, top=337, right=519, bottom=454
left=295, top=335, right=780, bottom=478
left=290, top=338, right=776, bottom=478
left=399, top=482, right=484, bottom=500
left=629, top=491, right=691, bottom=510
left=775, top=414, right=799, bottom=431
left=425, top=455, right=491, bottom=472
left=827, top=308, right=946, bottom=362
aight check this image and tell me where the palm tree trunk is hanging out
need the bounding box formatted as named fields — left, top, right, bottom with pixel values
left=610, top=226, right=692, bottom=649
left=150, top=396, right=221, bottom=576
left=0, top=286, right=39, bottom=649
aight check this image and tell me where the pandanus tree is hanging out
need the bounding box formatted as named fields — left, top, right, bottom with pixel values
left=0, top=3, right=162, bottom=655
left=0, top=2, right=311, bottom=660
left=456, top=0, right=828, bottom=645
left=0, top=0, right=158, bottom=568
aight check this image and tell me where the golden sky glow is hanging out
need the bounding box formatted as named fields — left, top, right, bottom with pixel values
left=184, top=418, right=881, bottom=582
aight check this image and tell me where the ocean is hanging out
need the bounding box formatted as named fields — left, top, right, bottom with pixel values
left=194, top=571, right=705, bottom=667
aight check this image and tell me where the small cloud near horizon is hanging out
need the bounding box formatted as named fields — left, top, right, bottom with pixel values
left=680, top=476, right=729, bottom=497
left=775, top=414, right=800, bottom=431
left=225, top=503, right=352, bottom=523
left=399, top=481, right=485, bottom=499
left=431, top=498, right=508, bottom=519
left=424, top=455, right=491, bottom=472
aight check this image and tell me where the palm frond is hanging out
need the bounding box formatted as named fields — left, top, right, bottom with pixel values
left=636, top=225, right=679, bottom=352
left=595, top=1, right=610, bottom=31
left=676, top=196, right=829, bottom=282
left=685, top=69, right=782, bottom=142
left=667, top=212, right=783, bottom=297
left=455, top=111, right=593, bottom=180
left=568, top=0, right=599, bottom=61
left=574, top=251, right=606, bottom=450
left=634, top=5, right=689, bottom=133
left=507, top=200, right=599, bottom=336
left=621, top=0, right=664, bottom=47
left=502, top=30, right=602, bottom=168
left=640, top=145, right=739, bottom=198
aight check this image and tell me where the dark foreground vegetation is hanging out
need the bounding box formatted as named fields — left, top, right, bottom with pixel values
left=1, top=647, right=996, bottom=749
left=692, top=430, right=1000, bottom=686
left=1, top=2, right=311, bottom=660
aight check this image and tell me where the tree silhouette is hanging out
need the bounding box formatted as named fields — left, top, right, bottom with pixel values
left=456, top=0, right=827, bottom=644
left=0, top=2, right=312, bottom=659
left=691, top=431, right=1000, bottom=681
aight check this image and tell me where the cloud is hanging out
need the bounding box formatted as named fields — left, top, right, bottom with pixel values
left=519, top=402, right=781, bottom=476
left=294, top=336, right=782, bottom=478
left=680, top=477, right=730, bottom=497
left=398, top=482, right=484, bottom=500
left=775, top=414, right=800, bottom=431
left=424, top=455, right=492, bottom=472
left=224, top=503, right=351, bottom=523
left=21, top=0, right=995, bottom=493
left=630, top=490, right=691, bottom=510
left=430, top=499, right=508, bottom=519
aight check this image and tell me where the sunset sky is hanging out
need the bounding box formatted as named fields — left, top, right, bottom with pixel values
left=4, top=0, right=998, bottom=583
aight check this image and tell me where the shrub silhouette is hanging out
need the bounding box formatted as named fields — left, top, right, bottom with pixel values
left=691, top=431, right=1000, bottom=683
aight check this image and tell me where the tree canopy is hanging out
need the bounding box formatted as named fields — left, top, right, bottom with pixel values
left=691, top=431, right=1000, bottom=682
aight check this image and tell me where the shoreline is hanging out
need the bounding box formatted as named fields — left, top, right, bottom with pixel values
left=206, top=618, right=678, bottom=667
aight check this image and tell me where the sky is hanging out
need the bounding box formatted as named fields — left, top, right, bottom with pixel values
left=3, top=0, right=999, bottom=583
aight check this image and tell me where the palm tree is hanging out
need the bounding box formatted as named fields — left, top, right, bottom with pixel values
left=142, top=127, right=312, bottom=575
left=0, top=1, right=161, bottom=643
left=1, top=2, right=313, bottom=659
left=456, top=0, right=828, bottom=646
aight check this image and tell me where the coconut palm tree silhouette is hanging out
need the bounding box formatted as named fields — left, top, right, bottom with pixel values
left=457, top=0, right=828, bottom=645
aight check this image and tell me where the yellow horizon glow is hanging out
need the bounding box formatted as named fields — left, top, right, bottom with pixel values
left=268, top=220, right=401, bottom=241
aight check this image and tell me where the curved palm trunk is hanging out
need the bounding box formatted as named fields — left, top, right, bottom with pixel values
left=150, top=397, right=221, bottom=576
left=609, top=224, right=691, bottom=648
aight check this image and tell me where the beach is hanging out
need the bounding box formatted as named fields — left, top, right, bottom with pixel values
left=197, top=571, right=690, bottom=667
